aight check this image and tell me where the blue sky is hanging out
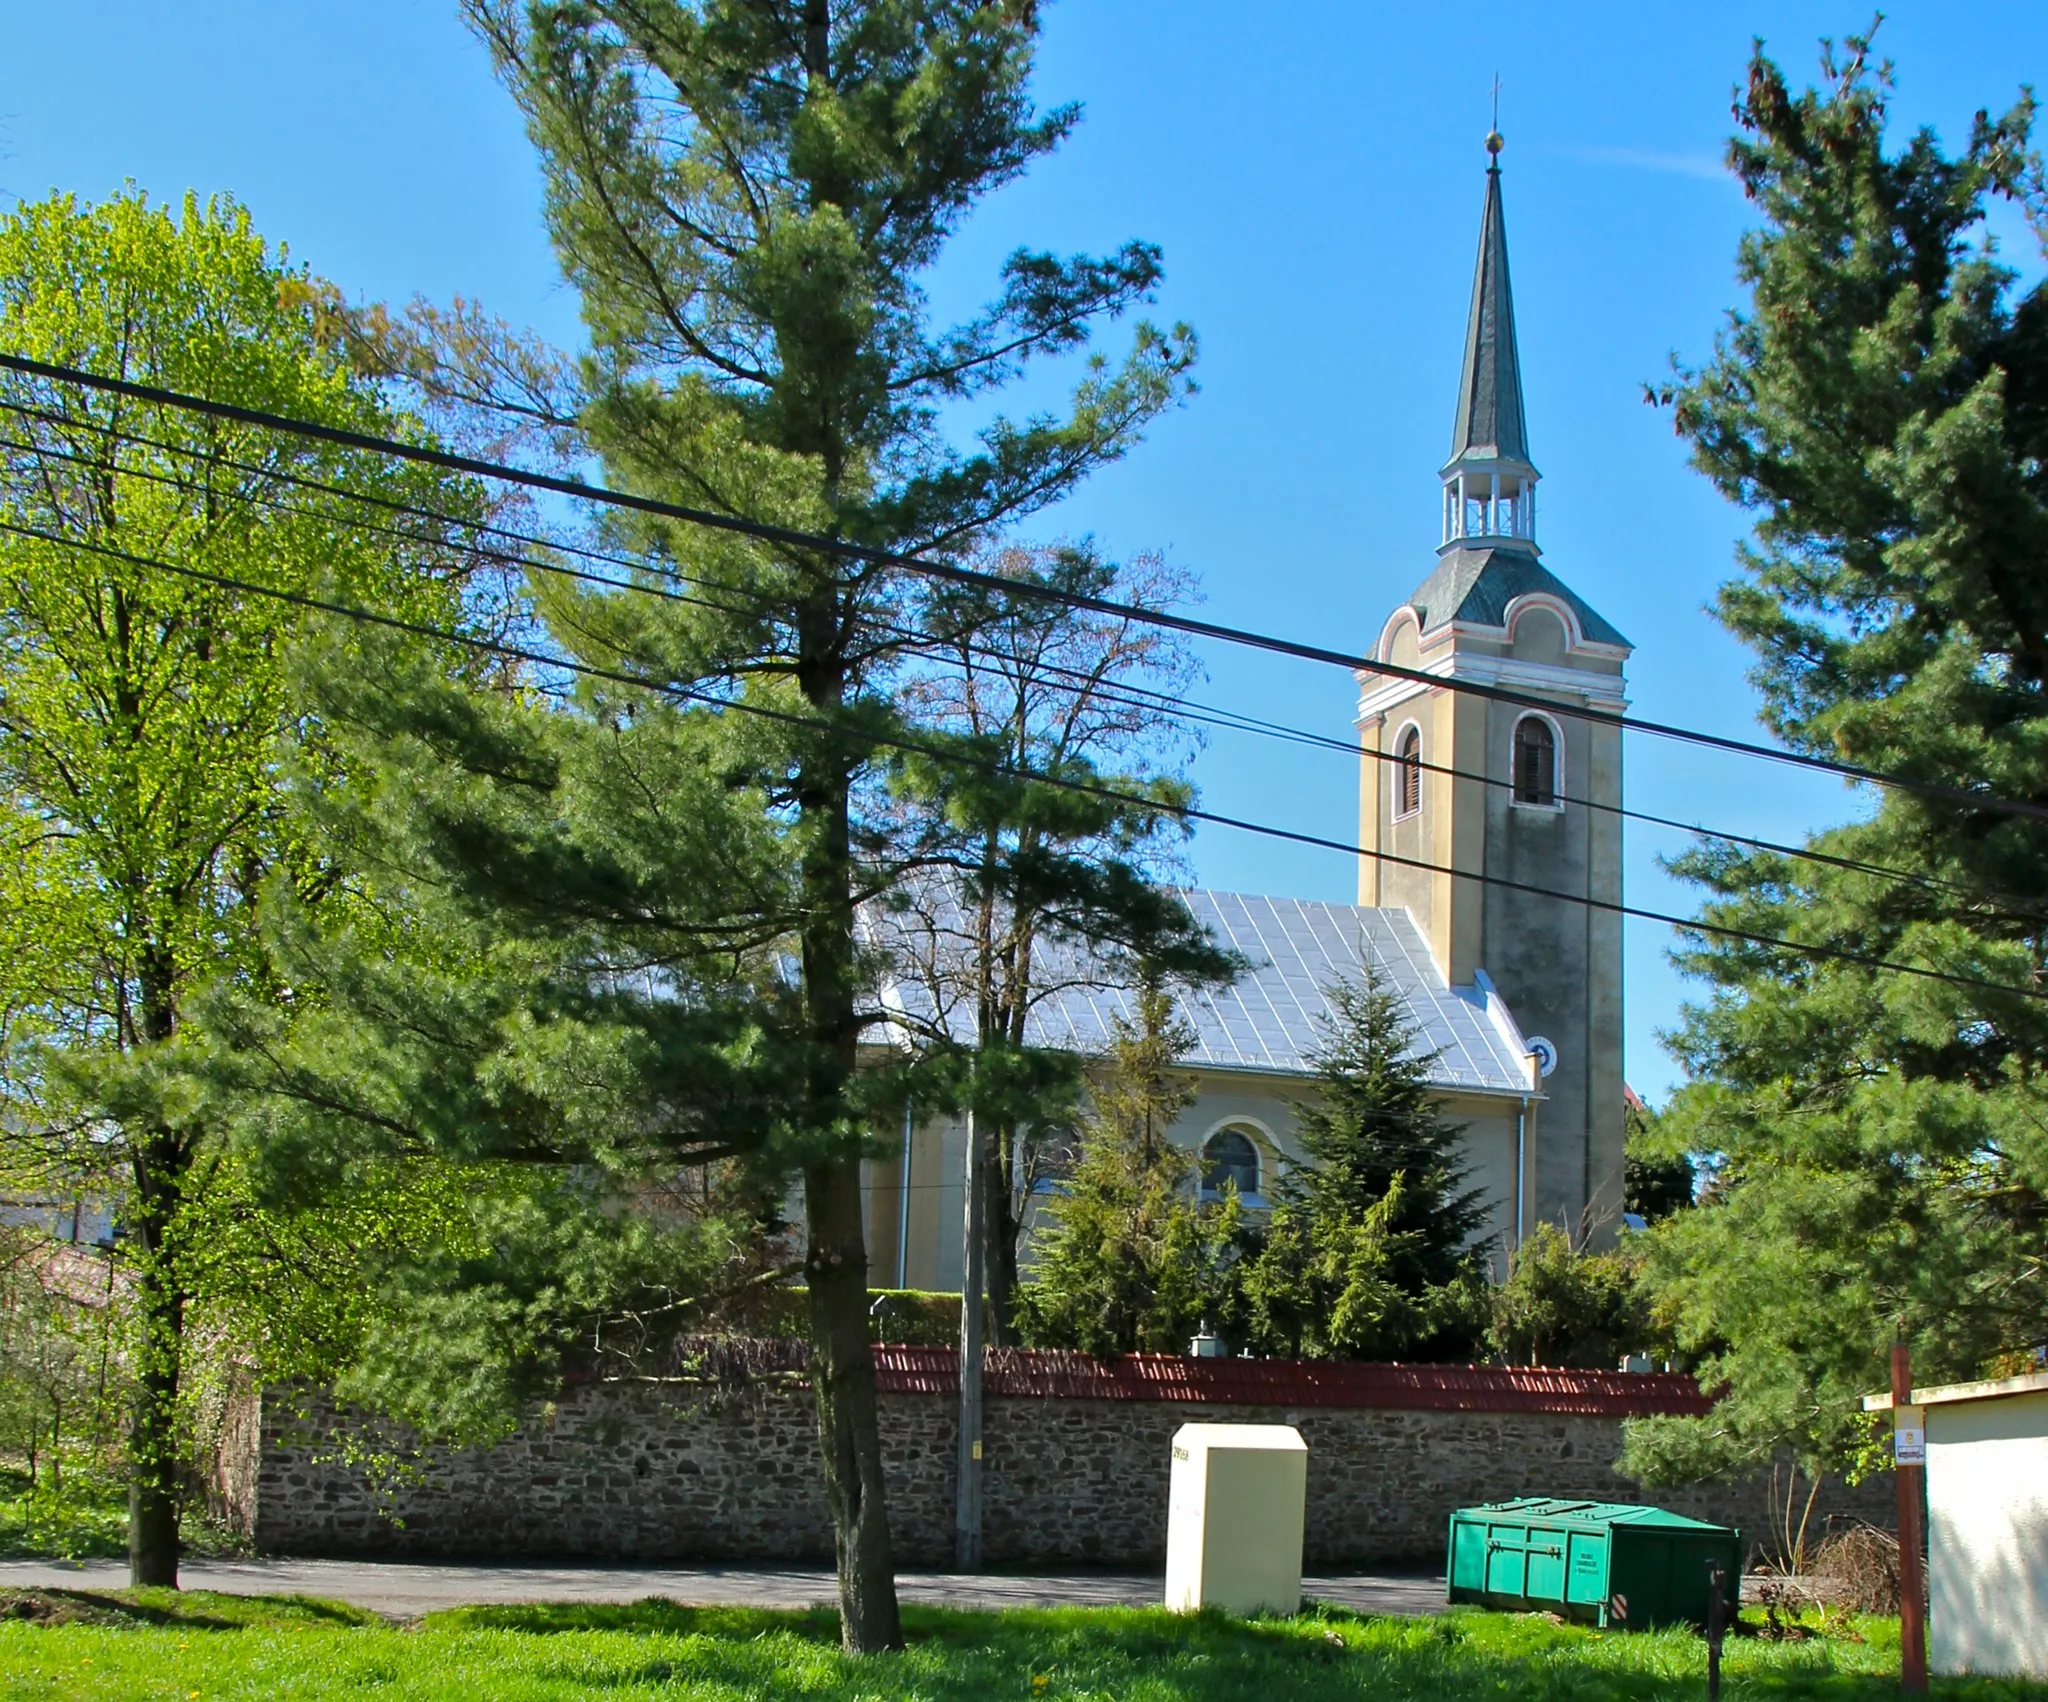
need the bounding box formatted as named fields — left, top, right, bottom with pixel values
left=4, top=2, right=2045, bottom=1101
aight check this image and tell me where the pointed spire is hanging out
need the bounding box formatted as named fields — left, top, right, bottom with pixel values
left=1449, top=136, right=1528, bottom=465
left=1438, top=133, right=1539, bottom=555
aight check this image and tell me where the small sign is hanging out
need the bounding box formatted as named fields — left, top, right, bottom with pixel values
left=1894, top=1404, right=1926, bottom=1466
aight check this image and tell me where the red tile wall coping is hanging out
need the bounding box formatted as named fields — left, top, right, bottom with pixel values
left=869, top=1346, right=1712, bottom=1416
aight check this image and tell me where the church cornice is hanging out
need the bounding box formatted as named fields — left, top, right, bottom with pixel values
left=1354, top=649, right=1631, bottom=724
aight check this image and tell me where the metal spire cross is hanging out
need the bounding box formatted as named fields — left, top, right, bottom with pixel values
left=1486, top=75, right=1505, bottom=161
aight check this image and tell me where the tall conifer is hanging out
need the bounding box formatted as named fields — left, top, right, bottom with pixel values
left=283, top=1, right=1196, bottom=1647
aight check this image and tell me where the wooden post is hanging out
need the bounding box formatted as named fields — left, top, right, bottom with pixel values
left=1891, top=1343, right=1928, bottom=1692
left=1704, top=1558, right=1726, bottom=1702
left=954, top=1108, right=985, bottom=1569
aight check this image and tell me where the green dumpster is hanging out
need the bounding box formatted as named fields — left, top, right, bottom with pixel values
left=1446, top=1498, right=1741, bottom=1629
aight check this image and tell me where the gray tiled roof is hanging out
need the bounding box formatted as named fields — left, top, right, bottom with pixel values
left=1405, top=545, right=1632, bottom=651
left=869, top=887, right=1534, bottom=1095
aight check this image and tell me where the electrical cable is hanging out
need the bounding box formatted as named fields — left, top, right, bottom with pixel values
left=6, top=402, right=2035, bottom=925
left=9, top=349, right=2048, bottom=826
left=3, top=512, right=2040, bottom=1007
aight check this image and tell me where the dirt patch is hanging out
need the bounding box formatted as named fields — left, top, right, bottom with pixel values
left=0, top=1589, right=150, bottom=1627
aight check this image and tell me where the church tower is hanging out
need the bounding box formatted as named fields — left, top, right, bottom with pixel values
left=1355, top=135, right=1631, bottom=1238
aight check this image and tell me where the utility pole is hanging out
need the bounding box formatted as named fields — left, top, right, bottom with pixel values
left=1891, top=1342, right=1928, bottom=1693
left=954, top=1107, right=985, bottom=1569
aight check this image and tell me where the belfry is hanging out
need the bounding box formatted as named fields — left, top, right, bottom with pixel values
left=1355, top=134, right=1631, bottom=1235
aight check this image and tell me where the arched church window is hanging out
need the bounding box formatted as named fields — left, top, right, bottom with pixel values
left=1395, top=725, right=1423, bottom=817
left=1200, top=1128, right=1261, bottom=1201
left=1512, top=716, right=1558, bottom=807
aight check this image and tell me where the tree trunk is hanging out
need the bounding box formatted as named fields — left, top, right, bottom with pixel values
left=955, top=1109, right=985, bottom=1567
left=128, top=941, right=185, bottom=1591
left=127, top=1129, right=184, bottom=1590
left=985, top=1118, right=1022, bottom=1347
left=804, top=1156, right=901, bottom=1651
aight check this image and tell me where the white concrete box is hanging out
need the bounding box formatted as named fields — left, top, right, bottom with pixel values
left=1163, top=1422, right=1307, bottom=1616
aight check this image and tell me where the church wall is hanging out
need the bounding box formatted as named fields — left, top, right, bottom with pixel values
left=1583, top=713, right=1628, bottom=1232
left=1381, top=693, right=1434, bottom=922
left=1481, top=688, right=1591, bottom=1232
left=874, top=1075, right=1531, bottom=1290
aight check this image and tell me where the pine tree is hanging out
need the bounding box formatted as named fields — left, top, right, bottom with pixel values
left=273, top=1, right=1196, bottom=1647
left=1626, top=32, right=2048, bottom=1483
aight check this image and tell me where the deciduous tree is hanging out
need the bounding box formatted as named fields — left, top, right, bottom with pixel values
left=0, top=189, right=489, bottom=1585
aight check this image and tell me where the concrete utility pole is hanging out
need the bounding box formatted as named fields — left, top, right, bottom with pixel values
left=1891, top=1342, right=1928, bottom=1693
left=954, top=1107, right=985, bottom=1569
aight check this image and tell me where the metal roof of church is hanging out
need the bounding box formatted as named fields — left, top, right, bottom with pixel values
left=870, top=888, right=1535, bottom=1095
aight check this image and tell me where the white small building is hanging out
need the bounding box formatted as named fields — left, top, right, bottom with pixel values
left=1865, top=1370, right=2048, bottom=1680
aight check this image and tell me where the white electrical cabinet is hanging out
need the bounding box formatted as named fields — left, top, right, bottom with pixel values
left=1163, top=1422, right=1308, bottom=1616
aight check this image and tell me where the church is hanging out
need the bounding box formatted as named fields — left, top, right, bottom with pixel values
left=864, top=140, right=1629, bottom=1289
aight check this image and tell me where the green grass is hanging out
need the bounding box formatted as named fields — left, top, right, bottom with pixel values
left=1, top=1591, right=2043, bottom=1700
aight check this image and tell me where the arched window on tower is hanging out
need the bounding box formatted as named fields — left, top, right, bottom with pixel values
left=1200, top=1127, right=1262, bottom=1203
left=1512, top=715, right=1558, bottom=807
left=1395, top=724, right=1423, bottom=818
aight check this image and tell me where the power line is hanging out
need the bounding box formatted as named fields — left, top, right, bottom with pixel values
left=6, top=398, right=2039, bottom=926
left=4, top=513, right=2039, bottom=1008
left=8, top=349, right=2048, bottom=826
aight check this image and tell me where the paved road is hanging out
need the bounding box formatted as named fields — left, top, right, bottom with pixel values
left=0, top=1557, right=1447, bottom=1621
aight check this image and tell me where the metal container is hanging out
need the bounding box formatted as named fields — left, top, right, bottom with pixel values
left=1446, top=1497, right=1742, bottom=1629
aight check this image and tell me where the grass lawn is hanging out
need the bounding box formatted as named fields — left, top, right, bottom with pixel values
left=3, top=1592, right=2045, bottom=1701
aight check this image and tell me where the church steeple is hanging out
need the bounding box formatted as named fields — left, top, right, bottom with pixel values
left=1441, top=133, right=1539, bottom=554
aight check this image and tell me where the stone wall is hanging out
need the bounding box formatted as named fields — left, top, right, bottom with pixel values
left=239, top=1375, right=1893, bottom=1569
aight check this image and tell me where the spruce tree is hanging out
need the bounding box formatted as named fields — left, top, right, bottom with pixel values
left=1234, top=968, right=1489, bottom=1361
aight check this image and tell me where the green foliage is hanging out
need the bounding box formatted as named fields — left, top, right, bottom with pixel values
left=330, top=1175, right=743, bottom=1446
left=0, top=188, right=493, bottom=1577
left=1634, top=35, right=2048, bottom=1483
left=1488, top=1223, right=1649, bottom=1370
left=1230, top=970, right=1490, bottom=1362
left=724, top=1287, right=967, bottom=1348
left=0, top=1596, right=1982, bottom=1701
left=1017, top=978, right=1238, bottom=1353
left=1622, top=1095, right=1693, bottom=1224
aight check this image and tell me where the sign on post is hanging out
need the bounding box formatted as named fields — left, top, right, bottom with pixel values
left=1894, top=1404, right=1927, bottom=1466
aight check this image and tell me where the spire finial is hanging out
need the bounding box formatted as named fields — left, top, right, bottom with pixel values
left=1486, top=74, right=1504, bottom=165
